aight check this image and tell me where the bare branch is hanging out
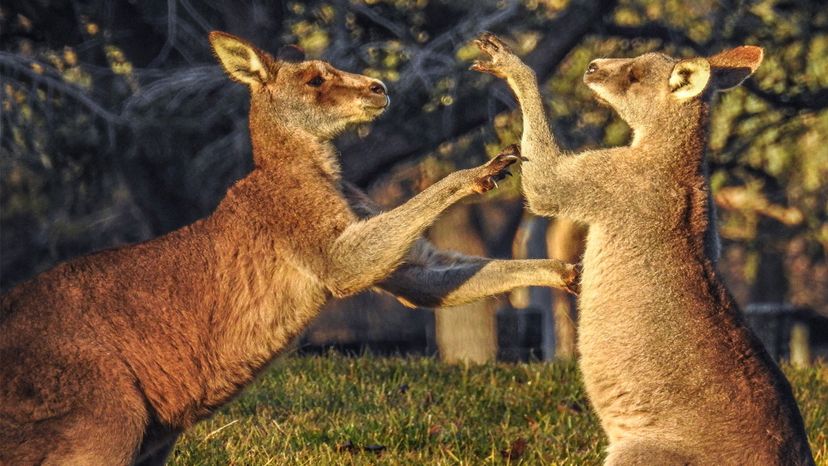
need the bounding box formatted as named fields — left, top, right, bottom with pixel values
left=0, top=52, right=124, bottom=125
left=349, top=3, right=407, bottom=39
left=341, top=0, right=618, bottom=185
left=148, top=0, right=179, bottom=68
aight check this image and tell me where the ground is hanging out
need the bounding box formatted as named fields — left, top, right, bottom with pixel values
left=170, top=354, right=828, bottom=465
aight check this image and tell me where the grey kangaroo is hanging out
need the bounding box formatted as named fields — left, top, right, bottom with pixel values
left=472, top=33, right=814, bottom=465
left=0, top=32, right=577, bottom=466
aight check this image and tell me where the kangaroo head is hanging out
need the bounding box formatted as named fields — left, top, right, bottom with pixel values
left=582, top=46, right=763, bottom=132
left=209, top=31, right=389, bottom=139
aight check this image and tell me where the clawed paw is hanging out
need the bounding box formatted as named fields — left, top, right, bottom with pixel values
left=470, top=32, right=519, bottom=79
left=473, top=144, right=522, bottom=194
left=563, top=263, right=582, bottom=296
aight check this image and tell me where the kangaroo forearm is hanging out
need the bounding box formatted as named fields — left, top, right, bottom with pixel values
left=507, top=69, right=568, bottom=217
left=507, top=67, right=560, bottom=158
left=443, top=259, right=574, bottom=305
left=326, top=172, right=472, bottom=296
left=474, top=34, right=578, bottom=218
left=341, top=182, right=489, bottom=268
left=509, top=70, right=552, bottom=145
left=380, top=259, right=574, bottom=308
left=326, top=150, right=519, bottom=296
left=473, top=34, right=559, bottom=159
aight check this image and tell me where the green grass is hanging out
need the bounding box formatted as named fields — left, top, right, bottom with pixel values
left=170, top=354, right=828, bottom=465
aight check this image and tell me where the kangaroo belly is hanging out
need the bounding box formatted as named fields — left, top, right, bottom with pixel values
left=577, top=228, right=812, bottom=463
left=578, top=228, right=729, bottom=436
left=578, top=236, right=656, bottom=441
left=578, top=236, right=731, bottom=443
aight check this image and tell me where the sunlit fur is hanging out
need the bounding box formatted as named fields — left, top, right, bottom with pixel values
left=0, top=31, right=575, bottom=466
left=473, top=33, right=813, bottom=465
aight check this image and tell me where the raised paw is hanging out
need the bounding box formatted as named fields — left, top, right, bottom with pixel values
left=473, top=144, right=522, bottom=194
left=470, top=32, right=521, bottom=79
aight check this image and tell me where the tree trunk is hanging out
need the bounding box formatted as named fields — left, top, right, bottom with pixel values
left=511, top=215, right=553, bottom=359
left=430, top=204, right=497, bottom=364
left=547, top=218, right=587, bottom=360
left=750, top=238, right=789, bottom=303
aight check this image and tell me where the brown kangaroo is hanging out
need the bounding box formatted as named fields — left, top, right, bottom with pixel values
left=472, top=33, right=814, bottom=465
left=0, top=32, right=577, bottom=466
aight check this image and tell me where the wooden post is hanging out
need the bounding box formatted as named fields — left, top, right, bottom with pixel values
left=789, top=322, right=810, bottom=367
left=744, top=303, right=813, bottom=366
left=510, top=215, right=553, bottom=359
left=431, top=204, right=497, bottom=364
left=547, top=218, right=587, bottom=360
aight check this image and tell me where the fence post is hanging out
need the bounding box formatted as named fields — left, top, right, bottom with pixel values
left=743, top=303, right=813, bottom=366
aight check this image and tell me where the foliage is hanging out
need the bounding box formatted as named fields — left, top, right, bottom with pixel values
left=169, top=354, right=828, bottom=465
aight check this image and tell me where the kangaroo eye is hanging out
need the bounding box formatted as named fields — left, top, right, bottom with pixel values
left=307, top=76, right=324, bottom=87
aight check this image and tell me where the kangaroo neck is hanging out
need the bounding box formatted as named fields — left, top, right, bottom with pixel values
left=635, top=99, right=710, bottom=172
left=248, top=103, right=341, bottom=183
left=635, top=99, right=720, bottom=262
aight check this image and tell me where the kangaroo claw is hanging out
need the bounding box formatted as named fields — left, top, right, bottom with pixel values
left=470, top=32, right=520, bottom=80
left=472, top=145, right=522, bottom=194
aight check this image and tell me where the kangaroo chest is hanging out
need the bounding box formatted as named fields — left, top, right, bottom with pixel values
left=576, top=226, right=710, bottom=440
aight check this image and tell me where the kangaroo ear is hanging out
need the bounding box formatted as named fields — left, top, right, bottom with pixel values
left=707, top=46, right=764, bottom=91
left=277, top=45, right=305, bottom=63
left=209, top=31, right=273, bottom=86
left=669, top=57, right=711, bottom=100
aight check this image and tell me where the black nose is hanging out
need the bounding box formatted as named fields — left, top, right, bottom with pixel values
left=586, top=62, right=599, bottom=74
left=369, top=81, right=387, bottom=95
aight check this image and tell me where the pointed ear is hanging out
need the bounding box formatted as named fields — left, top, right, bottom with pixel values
left=277, top=45, right=305, bottom=63
left=209, top=31, right=273, bottom=86
left=669, top=57, right=711, bottom=100
left=707, top=46, right=764, bottom=90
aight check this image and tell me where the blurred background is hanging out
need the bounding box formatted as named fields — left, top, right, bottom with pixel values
left=1, top=0, right=826, bottom=364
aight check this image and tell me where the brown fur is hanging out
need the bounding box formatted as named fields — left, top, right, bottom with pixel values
left=473, top=33, right=814, bottom=465
left=0, top=32, right=577, bottom=466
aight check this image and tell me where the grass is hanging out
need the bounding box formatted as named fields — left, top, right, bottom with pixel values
left=170, top=354, right=828, bottom=465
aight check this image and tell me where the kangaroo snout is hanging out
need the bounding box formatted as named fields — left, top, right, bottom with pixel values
left=583, top=59, right=615, bottom=83
left=367, top=79, right=390, bottom=109
left=369, top=80, right=387, bottom=96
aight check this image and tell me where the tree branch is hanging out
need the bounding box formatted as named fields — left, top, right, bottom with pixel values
left=0, top=52, right=125, bottom=125
left=340, top=0, right=619, bottom=186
